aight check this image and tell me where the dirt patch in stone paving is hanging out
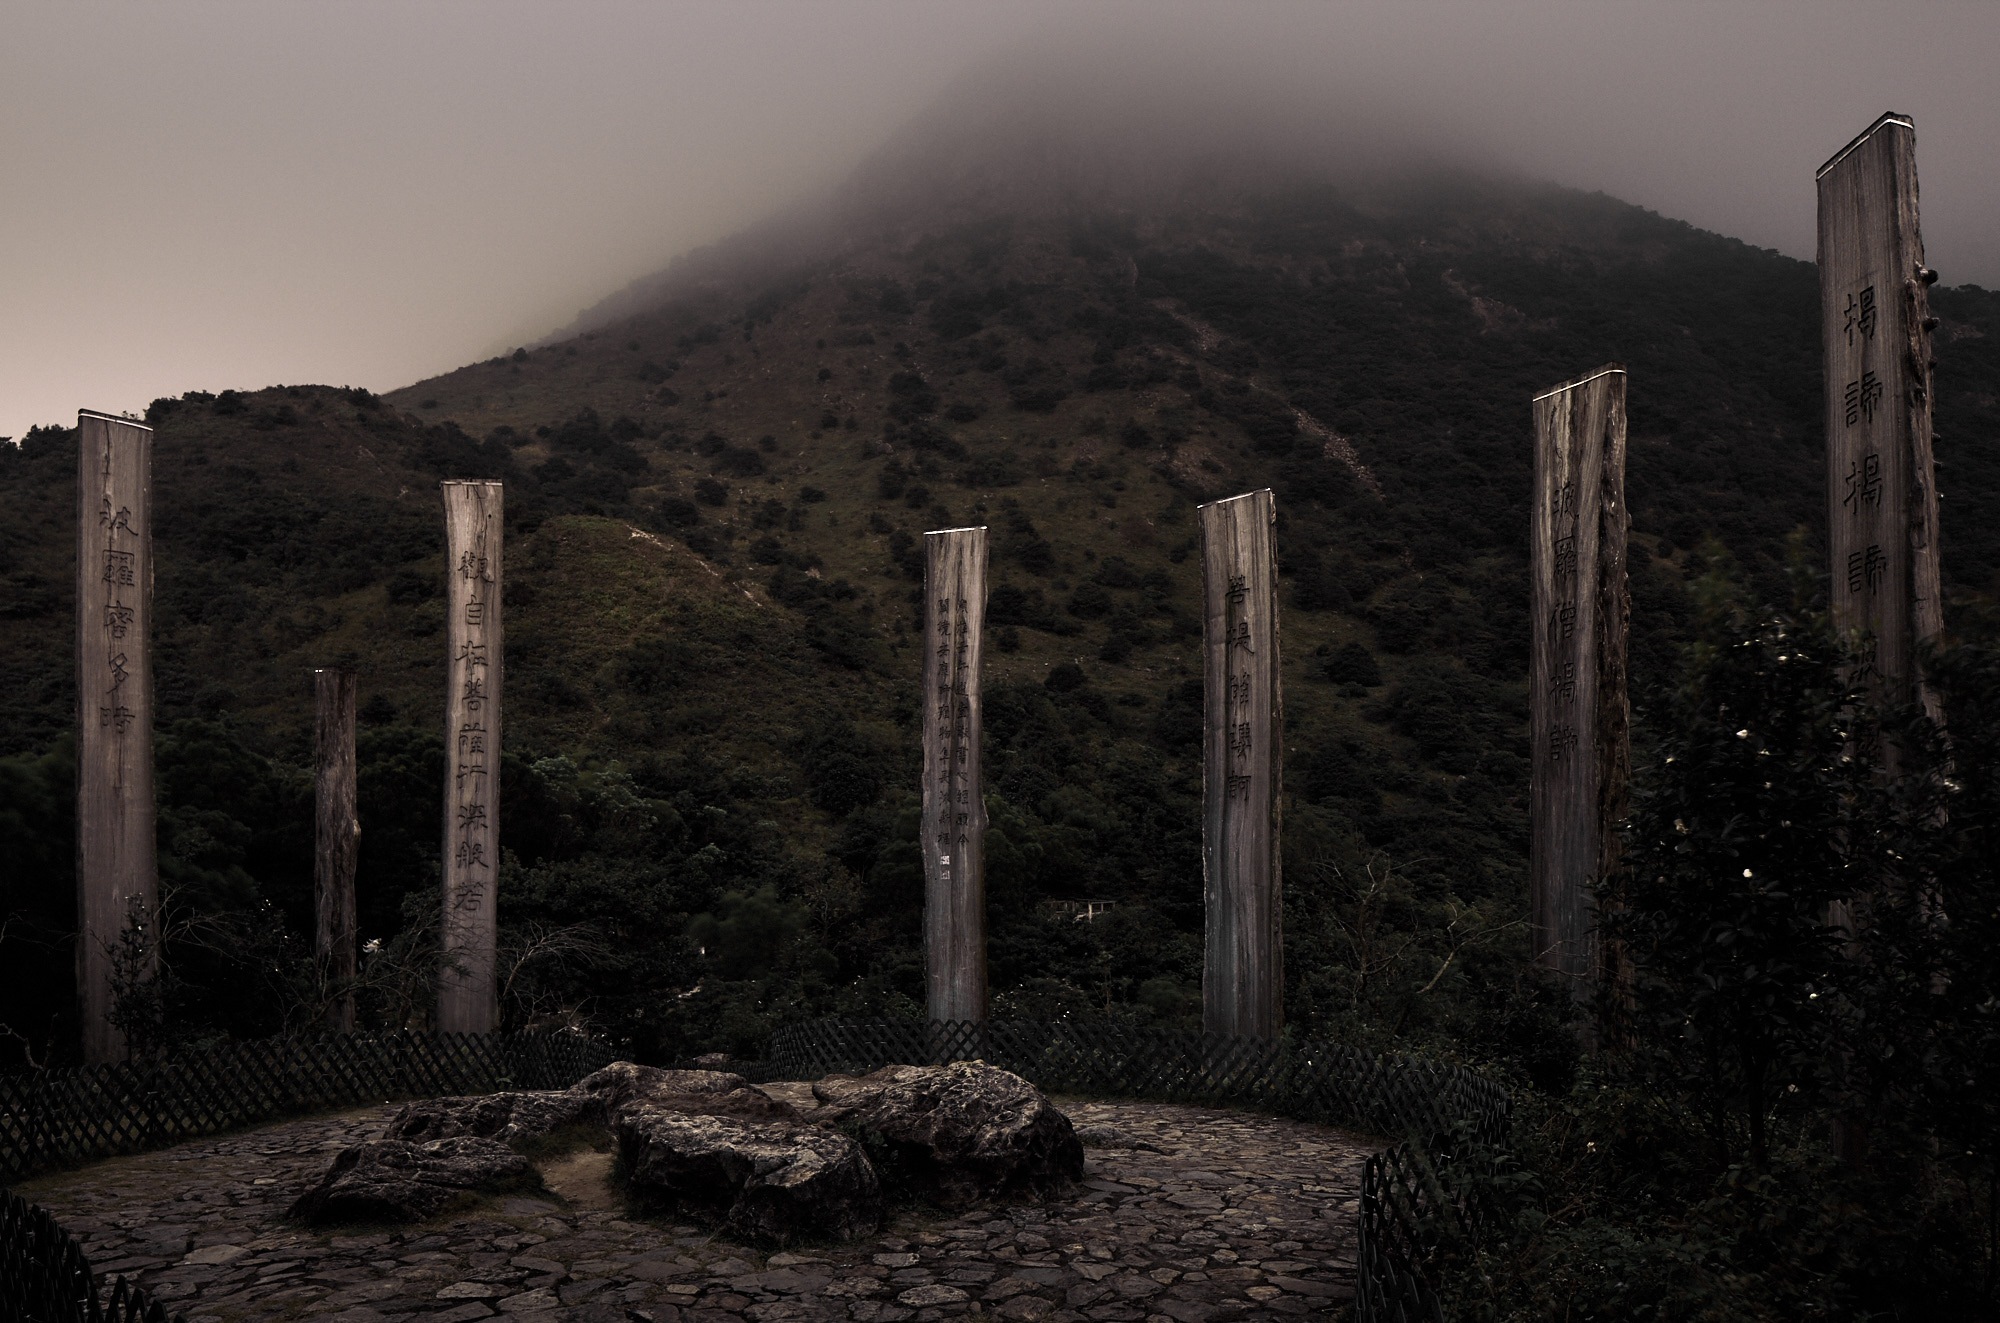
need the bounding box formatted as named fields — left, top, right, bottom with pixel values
left=18, top=1089, right=1375, bottom=1323
left=537, top=1150, right=620, bottom=1212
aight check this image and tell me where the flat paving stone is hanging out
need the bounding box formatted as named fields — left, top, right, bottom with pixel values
left=16, top=1093, right=1370, bottom=1323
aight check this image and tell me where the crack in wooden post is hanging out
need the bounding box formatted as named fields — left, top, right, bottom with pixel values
left=1530, top=366, right=1631, bottom=1022
left=314, top=667, right=360, bottom=1035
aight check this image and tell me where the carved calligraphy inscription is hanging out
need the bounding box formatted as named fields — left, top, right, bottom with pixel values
left=1199, top=490, right=1282, bottom=1040
left=439, top=481, right=502, bottom=1034
left=922, top=528, right=988, bottom=1024
left=1817, top=113, right=1941, bottom=713
left=76, top=411, right=159, bottom=1063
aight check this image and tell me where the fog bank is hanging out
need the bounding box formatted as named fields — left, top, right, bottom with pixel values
left=4, top=1, right=1995, bottom=442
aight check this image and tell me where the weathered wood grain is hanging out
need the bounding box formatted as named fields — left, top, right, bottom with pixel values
left=313, top=667, right=359, bottom=1034
left=1530, top=366, right=1630, bottom=1007
left=1198, top=490, right=1282, bottom=1039
left=922, top=527, right=989, bottom=1023
left=1817, top=113, right=1941, bottom=719
left=439, top=482, right=503, bottom=1034
left=75, top=411, right=158, bottom=1064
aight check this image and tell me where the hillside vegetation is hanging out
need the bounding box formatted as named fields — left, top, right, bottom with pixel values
left=5, top=162, right=2000, bottom=1073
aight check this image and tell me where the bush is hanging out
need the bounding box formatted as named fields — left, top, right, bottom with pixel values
left=1010, top=387, right=1068, bottom=413
left=1322, top=642, right=1381, bottom=686
left=1044, top=662, right=1086, bottom=693
left=1067, top=583, right=1113, bottom=619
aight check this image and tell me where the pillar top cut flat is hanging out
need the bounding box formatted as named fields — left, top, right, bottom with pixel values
left=1533, top=365, right=1627, bottom=402
left=1198, top=487, right=1274, bottom=511
left=1817, top=111, right=1914, bottom=180
left=76, top=409, right=151, bottom=429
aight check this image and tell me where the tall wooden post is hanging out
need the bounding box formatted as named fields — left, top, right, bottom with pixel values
left=76, top=410, right=158, bottom=1064
left=314, top=667, right=360, bottom=1034
left=1530, top=366, right=1631, bottom=1010
left=922, top=527, right=989, bottom=1025
left=1818, top=113, right=1941, bottom=721
left=440, top=482, right=502, bottom=1035
left=1198, top=489, right=1282, bottom=1040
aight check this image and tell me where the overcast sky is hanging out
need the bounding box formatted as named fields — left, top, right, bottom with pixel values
left=4, top=1, right=1996, bottom=443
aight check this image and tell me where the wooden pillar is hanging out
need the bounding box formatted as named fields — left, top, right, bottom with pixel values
left=1530, top=366, right=1631, bottom=1008
left=922, top=527, right=989, bottom=1025
left=439, top=482, right=502, bottom=1035
left=75, top=410, right=158, bottom=1064
left=1817, top=113, right=1942, bottom=720
left=314, top=667, right=360, bottom=1034
left=1198, top=489, right=1282, bottom=1040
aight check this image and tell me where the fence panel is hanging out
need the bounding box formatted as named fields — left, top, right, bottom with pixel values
left=0, top=1030, right=615, bottom=1184
left=1, top=1031, right=614, bottom=1323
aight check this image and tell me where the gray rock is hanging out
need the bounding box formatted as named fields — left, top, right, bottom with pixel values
left=1073, top=1125, right=1163, bottom=1153
left=288, top=1137, right=536, bottom=1224
left=388, top=1091, right=597, bottom=1145
left=616, top=1105, right=881, bottom=1245
left=810, top=1062, right=1083, bottom=1208
left=571, top=1061, right=799, bottom=1124
left=570, top=1062, right=746, bottom=1111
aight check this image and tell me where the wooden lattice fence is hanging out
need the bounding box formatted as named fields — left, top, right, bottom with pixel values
left=768, top=1019, right=1507, bottom=1323
left=0, top=1030, right=613, bottom=1183
left=0, top=1030, right=614, bottom=1323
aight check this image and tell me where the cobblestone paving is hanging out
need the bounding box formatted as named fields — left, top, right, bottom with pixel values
left=17, top=1089, right=1371, bottom=1323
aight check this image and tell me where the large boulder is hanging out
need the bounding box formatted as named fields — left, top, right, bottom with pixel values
left=809, top=1061, right=1083, bottom=1207
left=387, top=1089, right=595, bottom=1145
left=289, top=1136, right=535, bottom=1224
left=616, top=1105, right=880, bottom=1245
left=570, top=1061, right=800, bottom=1124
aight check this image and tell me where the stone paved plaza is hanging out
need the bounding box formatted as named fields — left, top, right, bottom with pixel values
left=16, top=1088, right=1372, bottom=1323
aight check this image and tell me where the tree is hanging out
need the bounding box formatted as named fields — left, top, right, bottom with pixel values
left=1611, top=570, right=1862, bottom=1169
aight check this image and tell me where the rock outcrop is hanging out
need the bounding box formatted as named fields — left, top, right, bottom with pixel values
left=386, top=1089, right=597, bottom=1145
left=810, top=1061, right=1084, bottom=1207
left=294, top=1059, right=1076, bottom=1235
left=616, top=1105, right=881, bottom=1244
left=570, top=1062, right=747, bottom=1114
left=288, top=1136, right=535, bottom=1224
left=384, top=1064, right=796, bottom=1152
left=570, top=1061, right=801, bottom=1124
